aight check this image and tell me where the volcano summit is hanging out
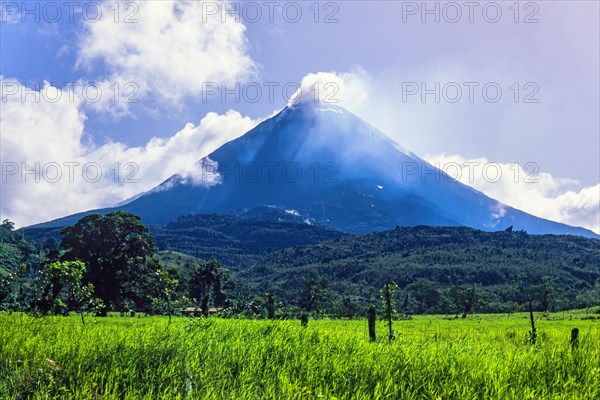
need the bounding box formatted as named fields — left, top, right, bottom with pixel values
left=33, top=102, right=598, bottom=238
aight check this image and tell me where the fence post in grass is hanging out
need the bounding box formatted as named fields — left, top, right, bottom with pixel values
left=528, top=298, right=537, bottom=345
left=381, top=281, right=396, bottom=341
left=300, top=311, right=309, bottom=327
left=571, top=328, right=579, bottom=349
left=266, top=292, right=275, bottom=320
left=386, top=290, right=393, bottom=341
left=367, top=306, right=377, bottom=342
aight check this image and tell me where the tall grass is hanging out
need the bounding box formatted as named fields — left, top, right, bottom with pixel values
left=0, top=313, right=598, bottom=399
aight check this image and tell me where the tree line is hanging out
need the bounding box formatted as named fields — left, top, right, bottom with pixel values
left=1, top=212, right=599, bottom=321
left=0, top=212, right=225, bottom=320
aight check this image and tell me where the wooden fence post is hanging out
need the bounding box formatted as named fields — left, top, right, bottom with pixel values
left=528, top=299, right=537, bottom=345
left=367, top=306, right=376, bottom=342
left=385, top=282, right=394, bottom=341
left=300, top=311, right=309, bottom=327
left=266, top=292, right=275, bottom=320
left=571, top=328, right=579, bottom=349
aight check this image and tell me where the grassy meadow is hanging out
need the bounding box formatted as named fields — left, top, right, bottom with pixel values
left=0, top=312, right=598, bottom=399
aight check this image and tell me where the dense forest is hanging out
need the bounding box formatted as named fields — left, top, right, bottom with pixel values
left=19, top=208, right=344, bottom=270
left=240, top=226, right=600, bottom=316
left=152, top=210, right=344, bottom=269
left=2, top=212, right=599, bottom=319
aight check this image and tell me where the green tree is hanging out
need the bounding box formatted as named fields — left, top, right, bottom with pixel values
left=406, top=278, right=442, bottom=314
left=0, top=219, right=15, bottom=240
left=0, top=219, right=40, bottom=274
left=60, top=211, right=156, bottom=313
left=448, top=285, right=479, bottom=318
left=33, top=260, right=96, bottom=322
left=540, top=275, right=559, bottom=312
left=189, top=259, right=224, bottom=316
left=43, top=237, right=58, bottom=253
left=265, top=291, right=276, bottom=319
left=0, top=263, right=27, bottom=311
left=577, top=278, right=600, bottom=309
left=298, top=269, right=328, bottom=326
left=151, top=268, right=180, bottom=323
left=69, top=280, right=99, bottom=324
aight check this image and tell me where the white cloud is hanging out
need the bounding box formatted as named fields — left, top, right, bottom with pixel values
left=424, top=153, right=600, bottom=234
left=1, top=2, right=260, bottom=227
left=77, top=0, right=256, bottom=112
left=288, top=69, right=371, bottom=110
left=0, top=77, right=259, bottom=228
left=179, top=156, right=222, bottom=187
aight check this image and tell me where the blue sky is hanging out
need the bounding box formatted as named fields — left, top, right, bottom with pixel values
left=1, top=0, right=599, bottom=232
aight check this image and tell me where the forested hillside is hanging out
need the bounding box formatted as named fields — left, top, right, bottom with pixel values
left=15, top=216, right=600, bottom=316
left=240, top=226, right=600, bottom=314
left=23, top=209, right=344, bottom=271
left=0, top=220, right=44, bottom=275
left=150, top=211, right=344, bottom=269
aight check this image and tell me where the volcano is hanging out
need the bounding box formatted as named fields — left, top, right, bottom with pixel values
left=33, top=102, right=598, bottom=238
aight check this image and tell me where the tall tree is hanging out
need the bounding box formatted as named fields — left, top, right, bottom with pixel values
left=298, top=269, right=328, bottom=326
left=33, top=260, right=95, bottom=322
left=0, top=263, right=27, bottom=311
left=448, top=285, right=479, bottom=318
left=0, top=219, right=15, bottom=241
left=189, top=259, right=224, bottom=316
left=0, top=219, right=39, bottom=272
left=265, top=291, right=276, bottom=319
left=60, top=211, right=156, bottom=313
left=299, top=269, right=328, bottom=313
left=406, top=278, right=442, bottom=314
left=540, top=275, right=559, bottom=312
left=151, top=268, right=180, bottom=323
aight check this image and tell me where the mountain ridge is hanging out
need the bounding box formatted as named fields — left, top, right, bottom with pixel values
left=27, top=102, right=598, bottom=238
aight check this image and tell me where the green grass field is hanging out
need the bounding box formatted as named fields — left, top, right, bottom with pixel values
left=0, top=312, right=598, bottom=399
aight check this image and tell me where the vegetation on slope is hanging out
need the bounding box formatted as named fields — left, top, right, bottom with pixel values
left=0, top=219, right=44, bottom=275
left=241, top=226, right=600, bottom=315
left=150, top=211, right=344, bottom=270
left=9, top=214, right=600, bottom=317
